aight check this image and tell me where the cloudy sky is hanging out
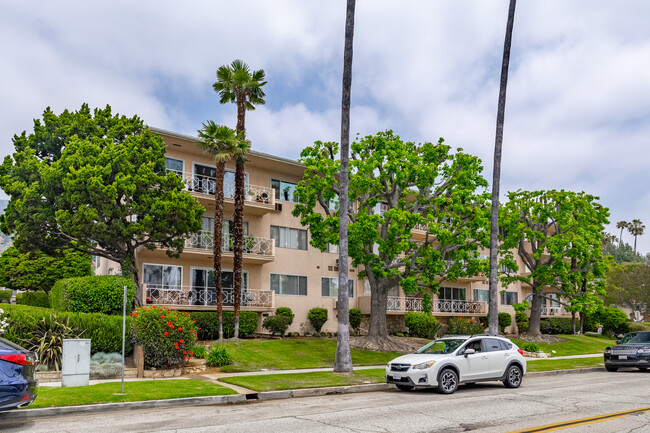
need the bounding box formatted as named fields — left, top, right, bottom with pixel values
left=1, top=1, right=649, bottom=253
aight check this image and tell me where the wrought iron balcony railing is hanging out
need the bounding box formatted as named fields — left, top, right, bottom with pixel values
left=186, top=232, right=274, bottom=256
left=387, top=296, right=487, bottom=314
left=169, top=170, right=275, bottom=205
left=144, top=284, right=273, bottom=308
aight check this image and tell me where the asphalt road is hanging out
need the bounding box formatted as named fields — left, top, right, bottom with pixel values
left=4, top=370, right=650, bottom=433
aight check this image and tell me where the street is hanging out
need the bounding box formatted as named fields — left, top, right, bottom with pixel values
left=3, top=370, right=650, bottom=433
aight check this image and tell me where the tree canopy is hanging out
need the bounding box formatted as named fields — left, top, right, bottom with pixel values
left=0, top=246, right=92, bottom=294
left=0, top=104, right=204, bottom=303
left=293, top=130, right=490, bottom=348
left=605, top=262, right=650, bottom=321
left=498, top=190, right=610, bottom=335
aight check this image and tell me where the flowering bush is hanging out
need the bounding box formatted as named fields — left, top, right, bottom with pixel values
left=446, top=317, right=485, bottom=335
left=0, top=308, right=8, bottom=334
left=131, top=306, right=197, bottom=368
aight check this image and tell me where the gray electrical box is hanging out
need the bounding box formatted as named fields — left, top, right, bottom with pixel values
left=62, top=339, right=91, bottom=387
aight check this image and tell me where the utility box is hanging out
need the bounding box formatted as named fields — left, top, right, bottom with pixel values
left=62, top=339, right=91, bottom=387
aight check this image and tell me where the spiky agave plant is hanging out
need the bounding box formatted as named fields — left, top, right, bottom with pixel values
left=22, top=314, right=84, bottom=371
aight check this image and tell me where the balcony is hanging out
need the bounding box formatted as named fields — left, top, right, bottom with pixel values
left=144, top=285, right=274, bottom=312
left=184, top=232, right=275, bottom=263
left=358, top=296, right=486, bottom=316
left=540, top=306, right=570, bottom=317
left=171, top=170, right=277, bottom=216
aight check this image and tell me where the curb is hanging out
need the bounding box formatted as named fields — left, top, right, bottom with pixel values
left=0, top=369, right=603, bottom=420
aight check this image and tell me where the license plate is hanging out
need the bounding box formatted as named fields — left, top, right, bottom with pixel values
left=393, top=374, right=401, bottom=380
left=619, top=355, right=627, bottom=360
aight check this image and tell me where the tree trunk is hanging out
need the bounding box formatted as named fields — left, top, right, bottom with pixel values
left=214, top=162, right=225, bottom=341
left=232, top=158, right=245, bottom=339
left=334, top=0, right=356, bottom=374
left=528, top=288, right=544, bottom=336
left=129, top=260, right=140, bottom=309
left=368, top=285, right=389, bottom=340
left=579, top=311, right=585, bottom=334
left=571, top=311, right=576, bottom=335
left=488, top=0, right=517, bottom=336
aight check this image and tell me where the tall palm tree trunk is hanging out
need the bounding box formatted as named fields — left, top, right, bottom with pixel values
left=334, top=0, right=355, bottom=373
left=214, top=162, right=225, bottom=341
left=488, top=0, right=517, bottom=335
left=233, top=97, right=246, bottom=339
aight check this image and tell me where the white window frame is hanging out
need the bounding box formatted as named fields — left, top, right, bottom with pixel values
left=270, top=273, right=308, bottom=296
left=270, top=225, right=308, bottom=250
left=321, top=277, right=354, bottom=298
left=165, top=157, right=184, bottom=176
left=142, top=263, right=183, bottom=291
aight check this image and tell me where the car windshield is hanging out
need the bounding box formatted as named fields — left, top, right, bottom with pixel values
left=416, top=339, right=465, bottom=354
left=619, top=332, right=650, bottom=344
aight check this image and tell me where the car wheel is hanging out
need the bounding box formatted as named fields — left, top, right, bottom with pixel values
left=396, top=384, right=414, bottom=391
left=605, top=366, right=618, bottom=372
left=503, top=365, right=523, bottom=388
left=437, top=368, right=458, bottom=394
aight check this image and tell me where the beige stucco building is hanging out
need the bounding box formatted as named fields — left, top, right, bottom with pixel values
left=96, top=128, right=570, bottom=334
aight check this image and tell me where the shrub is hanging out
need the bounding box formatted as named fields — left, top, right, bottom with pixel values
left=190, top=311, right=258, bottom=340
left=405, top=312, right=441, bottom=339
left=349, top=308, right=362, bottom=333
left=539, top=318, right=573, bottom=335
left=513, top=301, right=530, bottom=313
left=498, top=312, right=512, bottom=333
left=515, top=312, right=529, bottom=333
left=0, top=290, right=12, bottom=303
left=90, top=352, right=122, bottom=378
left=131, top=306, right=197, bottom=368
left=586, top=306, right=630, bottom=335
left=307, top=308, right=328, bottom=334
left=0, top=308, right=7, bottom=335
left=479, top=316, right=489, bottom=327
left=191, top=345, right=207, bottom=359
left=263, top=315, right=290, bottom=337
left=50, top=276, right=135, bottom=315
left=275, top=307, right=294, bottom=326
left=520, top=342, right=540, bottom=352
left=627, top=322, right=650, bottom=332
left=1, top=304, right=131, bottom=354
left=446, top=317, right=485, bottom=335
left=206, top=345, right=233, bottom=367
left=16, top=291, right=50, bottom=308
left=20, top=314, right=83, bottom=370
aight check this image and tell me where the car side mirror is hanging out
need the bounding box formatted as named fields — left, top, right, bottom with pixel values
left=464, top=348, right=475, bottom=358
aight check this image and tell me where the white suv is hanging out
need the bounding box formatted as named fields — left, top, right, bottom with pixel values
left=386, top=334, right=526, bottom=394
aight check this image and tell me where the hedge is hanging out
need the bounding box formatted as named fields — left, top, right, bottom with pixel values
left=1, top=304, right=132, bottom=355
left=539, top=318, right=573, bottom=335
left=585, top=306, right=629, bottom=335
left=189, top=311, right=258, bottom=340
left=0, top=290, right=12, bottom=303
left=50, top=276, right=135, bottom=315
left=405, top=312, right=441, bottom=339
left=16, top=291, right=50, bottom=308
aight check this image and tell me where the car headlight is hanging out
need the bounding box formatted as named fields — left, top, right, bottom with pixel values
left=604, top=347, right=612, bottom=354
left=412, top=361, right=435, bottom=370
left=637, top=348, right=650, bottom=354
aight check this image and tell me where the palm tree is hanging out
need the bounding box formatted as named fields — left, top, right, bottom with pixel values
left=488, top=0, right=517, bottom=335
left=628, top=219, right=645, bottom=255
left=213, top=60, right=266, bottom=338
left=616, top=220, right=629, bottom=246
left=334, top=0, right=356, bottom=373
left=197, top=121, right=241, bottom=341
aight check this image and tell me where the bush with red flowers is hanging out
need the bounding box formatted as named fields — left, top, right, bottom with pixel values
left=131, top=306, right=197, bottom=368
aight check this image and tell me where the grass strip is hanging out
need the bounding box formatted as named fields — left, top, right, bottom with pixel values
left=527, top=356, right=604, bottom=372
left=511, top=334, right=615, bottom=357
left=219, top=338, right=400, bottom=372
left=220, top=368, right=387, bottom=391
left=29, top=379, right=236, bottom=409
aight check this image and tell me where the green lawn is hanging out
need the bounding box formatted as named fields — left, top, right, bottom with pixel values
left=511, top=334, right=615, bottom=357
left=29, top=379, right=236, bottom=409
left=220, top=369, right=386, bottom=391
left=527, top=357, right=604, bottom=372
left=218, top=338, right=401, bottom=372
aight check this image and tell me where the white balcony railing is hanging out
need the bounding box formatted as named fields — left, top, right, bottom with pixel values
left=170, top=170, right=275, bottom=205
left=186, top=232, right=274, bottom=256
left=387, top=296, right=487, bottom=314
left=144, top=284, right=273, bottom=308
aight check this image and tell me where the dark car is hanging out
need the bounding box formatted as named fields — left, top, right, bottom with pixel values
left=0, top=337, right=38, bottom=410
left=603, top=331, right=650, bottom=372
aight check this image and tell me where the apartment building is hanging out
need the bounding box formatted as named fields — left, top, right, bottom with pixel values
left=97, top=128, right=570, bottom=334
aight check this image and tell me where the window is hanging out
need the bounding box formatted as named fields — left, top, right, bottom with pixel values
left=500, top=291, right=518, bottom=305
left=143, top=264, right=182, bottom=290
left=327, top=243, right=339, bottom=254
left=270, top=225, right=307, bottom=250
left=271, top=179, right=298, bottom=202
left=439, top=287, right=466, bottom=300
left=473, top=289, right=489, bottom=302
left=484, top=338, right=504, bottom=352
left=193, top=163, right=216, bottom=194
left=165, top=157, right=183, bottom=175
left=224, top=170, right=249, bottom=198
left=270, top=274, right=307, bottom=296
left=321, top=277, right=354, bottom=298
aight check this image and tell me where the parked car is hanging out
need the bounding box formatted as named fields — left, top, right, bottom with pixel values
left=603, top=331, right=650, bottom=372
left=385, top=334, right=526, bottom=394
left=0, top=337, right=38, bottom=410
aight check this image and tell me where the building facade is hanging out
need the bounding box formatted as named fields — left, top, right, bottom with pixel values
left=97, top=128, right=570, bottom=334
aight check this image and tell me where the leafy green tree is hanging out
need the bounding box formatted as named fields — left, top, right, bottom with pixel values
left=628, top=219, right=645, bottom=255
left=604, top=262, right=650, bottom=321
left=293, top=130, right=490, bottom=350
left=0, top=246, right=92, bottom=294
left=488, top=0, right=517, bottom=336
left=499, top=190, right=610, bottom=336
left=0, top=104, right=204, bottom=304
left=213, top=60, right=266, bottom=339
left=197, top=122, right=246, bottom=341
left=604, top=242, right=644, bottom=264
